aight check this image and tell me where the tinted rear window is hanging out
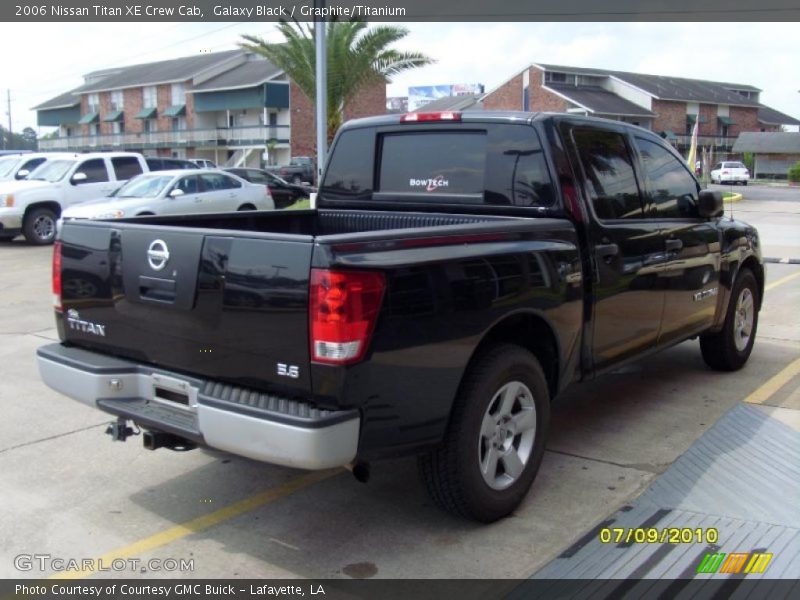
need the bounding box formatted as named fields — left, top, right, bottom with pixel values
left=322, top=123, right=555, bottom=207
left=379, top=132, right=486, bottom=196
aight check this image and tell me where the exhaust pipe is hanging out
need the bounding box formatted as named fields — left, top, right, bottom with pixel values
left=143, top=431, right=196, bottom=452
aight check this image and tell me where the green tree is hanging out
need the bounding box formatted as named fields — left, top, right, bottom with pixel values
left=241, top=21, right=433, bottom=145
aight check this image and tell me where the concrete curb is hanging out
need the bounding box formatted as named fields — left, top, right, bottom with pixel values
left=764, top=257, right=800, bottom=265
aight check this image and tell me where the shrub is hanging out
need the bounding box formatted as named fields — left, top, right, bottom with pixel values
left=789, top=162, right=800, bottom=183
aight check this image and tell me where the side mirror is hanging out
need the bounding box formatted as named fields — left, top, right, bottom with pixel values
left=16, top=169, right=29, bottom=179
left=71, top=172, right=88, bottom=184
left=168, top=188, right=184, bottom=198
left=698, top=190, right=723, bottom=219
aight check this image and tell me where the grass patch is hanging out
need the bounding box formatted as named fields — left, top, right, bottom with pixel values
left=721, top=192, right=737, bottom=199
left=285, top=198, right=311, bottom=210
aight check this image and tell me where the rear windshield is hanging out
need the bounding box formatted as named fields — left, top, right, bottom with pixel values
left=321, top=123, right=555, bottom=208
left=379, top=132, right=486, bottom=196
left=724, top=162, right=746, bottom=169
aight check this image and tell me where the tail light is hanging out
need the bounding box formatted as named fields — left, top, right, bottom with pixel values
left=52, top=241, right=62, bottom=312
left=310, top=269, right=386, bottom=365
left=401, top=111, right=462, bottom=123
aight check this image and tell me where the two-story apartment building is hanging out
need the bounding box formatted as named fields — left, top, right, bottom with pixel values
left=35, top=50, right=385, bottom=167
left=481, top=63, right=800, bottom=152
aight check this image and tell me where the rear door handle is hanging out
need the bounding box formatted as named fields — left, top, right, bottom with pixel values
left=666, top=238, right=683, bottom=251
left=595, top=243, right=619, bottom=260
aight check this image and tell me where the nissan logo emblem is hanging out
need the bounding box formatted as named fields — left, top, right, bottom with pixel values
left=147, top=239, right=170, bottom=271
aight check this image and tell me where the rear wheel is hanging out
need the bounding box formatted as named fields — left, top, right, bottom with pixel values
left=419, top=344, right=550, bottom=522
left=23, top=207, right=57, bottom=245
left=700, top=268, right=759, bottom=371
left=237, top=204, right=256, bottom=211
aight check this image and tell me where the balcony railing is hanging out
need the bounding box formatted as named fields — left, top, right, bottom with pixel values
left=39, top=125, right=290, bottom=151
left=671, top=134, right=738, bottom=149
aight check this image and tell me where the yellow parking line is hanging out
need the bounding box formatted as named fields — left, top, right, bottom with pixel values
left=51, top=468, right=342, bottom=580
left=765, top=270, right=800, bottom=293
left=744, top=357, right=800, bottom=405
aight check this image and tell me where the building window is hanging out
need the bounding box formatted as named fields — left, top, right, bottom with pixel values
left=523, top=85, right=530, bottom=111
left=143, top=86, right=157, bottom=108
left=545, top=72, right=575, bottom=85
left=112, top=121, right=124, bottom=134
left=89, top=123, right=99, bottom=136
left=719, top=124, right=729, bottom=138
left=143, top=119, right=157, bottom=133
left=172, top=117, right=186, bottom=131
left=87, top=93, right=100, bottom=113
left=110, top=90, right=124, bottom=111
left=171, top=83, right=186, bottom=105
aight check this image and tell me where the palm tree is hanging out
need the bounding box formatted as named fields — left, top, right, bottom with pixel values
left=241, top=21, right=433, bottom=144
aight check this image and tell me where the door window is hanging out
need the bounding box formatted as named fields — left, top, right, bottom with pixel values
left=111, top=156, right=143, bottom=180
left=174, top=175, right=200, bottom=194
left=635, top=138, right=699, bottom=218
left=200, top=173, right=240, bottom=191
left=572, top=128, right=643, bottom=220
left=75, top=159, right=109, bottom=183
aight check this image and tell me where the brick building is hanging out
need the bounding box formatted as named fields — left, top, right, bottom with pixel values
left=481, top=63, right=800, bottom=152
left=34, top=50, right=385, bottom=168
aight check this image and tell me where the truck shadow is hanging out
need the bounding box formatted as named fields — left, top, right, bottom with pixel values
left=124, top=339, right=767, bottom=578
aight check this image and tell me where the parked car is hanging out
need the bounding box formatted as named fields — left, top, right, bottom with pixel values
left=0, top=153, right=74, bottom=182
left=225, top=167, right=314, bottom=209
left=0, top=152, right=148, bottom=244
left=145, top=157, right=200, bottom=171
left=710, top=161, right=750, bottom=185
left=60, top=169, right=274, bottom=222
left=38, top=112, right=763, bottom=522
left=264, top=156, right=315, bottom=184
left=190, top=158, right=217, bottom=169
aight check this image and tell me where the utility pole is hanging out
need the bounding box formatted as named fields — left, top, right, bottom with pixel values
left=5, top=90, right=11, bottom=150
left=314, top=1, right=327, bottom=186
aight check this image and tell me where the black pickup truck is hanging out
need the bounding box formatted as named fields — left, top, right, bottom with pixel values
left=37, top=112, right=763, bottom=522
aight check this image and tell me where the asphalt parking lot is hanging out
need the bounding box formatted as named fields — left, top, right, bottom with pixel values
left=1, top=185, right=799, bottom=580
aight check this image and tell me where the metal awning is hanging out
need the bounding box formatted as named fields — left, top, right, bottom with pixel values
left=103, top=110, right=124, bottom=122
left=135, top=107, right=157, bottom=119
left=660, top=130, right=677, bottom=140
left=717, top=116, right=736, bottom=125
left=686, top=114, right=707, bottom=124
left=78, top=112, right=99, bottom=124
left=163, top=104, right=186, bottom=117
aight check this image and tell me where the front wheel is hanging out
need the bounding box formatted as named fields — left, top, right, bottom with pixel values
left=418, top=344, right=550, bottom=522
left=700, top=268, right=759, bottom=371
left=23, top=207, right=57, bottom=245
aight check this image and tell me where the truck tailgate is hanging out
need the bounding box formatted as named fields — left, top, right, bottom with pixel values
left=58, top=222, right=314, bottom=394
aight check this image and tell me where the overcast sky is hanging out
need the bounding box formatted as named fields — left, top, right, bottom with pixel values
left=1, top=22, right=798, bottom=132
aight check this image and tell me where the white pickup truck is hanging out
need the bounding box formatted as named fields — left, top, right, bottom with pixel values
left=0, top=152, right=148, bottom=244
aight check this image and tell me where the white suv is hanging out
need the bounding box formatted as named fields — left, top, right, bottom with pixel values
left=0, top=152, right=148, bottom=244
left=710, top=161, right=750, bottom=185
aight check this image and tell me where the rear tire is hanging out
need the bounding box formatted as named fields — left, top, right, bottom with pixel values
left=418, top=344, right=550, bottom=522
left=700, top=268, right=759, bottom=371
left=23, top=207, right=57, bottom=245
left=237, top=204, right=256, bottom=211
